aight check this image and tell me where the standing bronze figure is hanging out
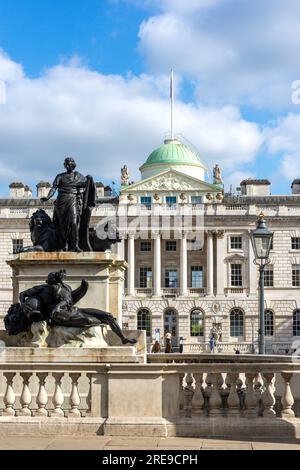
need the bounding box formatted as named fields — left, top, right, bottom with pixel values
left=41, top=157, right=95, bottom=252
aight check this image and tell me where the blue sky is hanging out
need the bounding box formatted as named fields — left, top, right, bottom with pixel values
left=0, top=0, right=145, bottom=77
left=0, top=0, right=300, bottom=195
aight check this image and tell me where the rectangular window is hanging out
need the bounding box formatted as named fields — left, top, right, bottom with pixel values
left=165, top=268, right=178, bottom=288
left=291, top=237, right=300, bottom=250
left=230, top=263, right=243, bottom=287
left=264, top=266, right=274, bottom=287
left=230, top=236, right=242, bottom=250
left=191, top=266, right=203, bottom=288
left=292, top=265, right=300, bottom=287
left=191, top=196, right=202, bottom=205
left=265, top=310, right=274, bottom=336
left=140, top=196, right=152, bottom=209
left=140, top=241, right=152, bottom=252
left=140, top=267, right=152, bottom=288
left=12, top=239, right=23, bottom=254
left=166, top=196, right=177, bottom=207
left=166, top=240, right=177, bottom=251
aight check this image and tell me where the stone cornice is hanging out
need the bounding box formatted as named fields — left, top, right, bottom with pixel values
left=224, top=195, right=300, bottom=205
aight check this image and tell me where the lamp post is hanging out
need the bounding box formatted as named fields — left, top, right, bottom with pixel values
left=250, top=213, right=273, bottom=355
left=250, top=318, right=255, bottom=354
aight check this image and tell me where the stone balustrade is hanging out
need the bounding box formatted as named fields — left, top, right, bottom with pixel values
left=181, top=342, right=294, bottom=355
left=0, top=364, right=99, bottom=419
left=183, top=342, right=254, bottom=354
left=1, top=361, right=300, bottom=438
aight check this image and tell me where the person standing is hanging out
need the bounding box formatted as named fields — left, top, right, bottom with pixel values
left=165, top=330, right=172, bottom=353
left=209, top=335, right=215, bottom=353
left=151, top=341, right=162, bottom=353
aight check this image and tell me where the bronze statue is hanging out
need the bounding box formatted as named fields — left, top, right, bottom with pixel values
left=29, top=209, right=57, bottom=252
left=41, top=157, right=96, bottom=252
left=14, top=158, right=122, bottom=253
left=4, top=270, right=137, bottom=345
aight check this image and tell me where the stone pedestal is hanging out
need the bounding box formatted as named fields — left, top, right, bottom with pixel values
left=7, top=252, right=127, bottom=324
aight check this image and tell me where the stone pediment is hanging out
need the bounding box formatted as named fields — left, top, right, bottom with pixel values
left=122, top=170, right=216, bottom=193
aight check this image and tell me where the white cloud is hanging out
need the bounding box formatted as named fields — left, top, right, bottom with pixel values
left=0, top=50, right=263, bottom=194
left=224, top=170, right=256, bottom=192
left=266, top=113, right=300, bottom=180
left=122, top=0, right=225, bottom=13
left=0, top=49, right=24, bottom=82
left=281, top=155, right=300, bottom=181
left=137, top=0, right=300, bottom=108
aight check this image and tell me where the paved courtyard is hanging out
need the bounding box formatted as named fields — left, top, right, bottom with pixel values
left=0, top=436, right=299, bottom=450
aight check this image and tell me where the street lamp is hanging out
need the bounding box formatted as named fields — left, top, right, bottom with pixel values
left=250, top=213, right=273, bottom=355
left=250, top=318, right=255, bottom=354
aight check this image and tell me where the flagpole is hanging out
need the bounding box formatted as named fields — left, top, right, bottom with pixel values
left=170, top=69, right=174, bottom=140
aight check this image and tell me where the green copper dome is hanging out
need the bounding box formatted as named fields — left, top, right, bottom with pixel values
left=140, top=139, right=208, bottom=171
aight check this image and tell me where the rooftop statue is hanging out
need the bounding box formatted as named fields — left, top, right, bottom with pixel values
left=213, top=164, right=223, bottom=185
left=121, top=165, right=129, bottom=185
left=4, top=270, right=137, bottom=345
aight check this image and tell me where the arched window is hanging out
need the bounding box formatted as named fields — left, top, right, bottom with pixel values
left=265, top=309, right=274, bottom=336
left=293, top=309, right=300, bottom=336
left=230, top=308, right=244, bottom=337
left=164, top=308, right=178, bottom=346
left=137, top=308, right=152, bottom=337
left=190, top=309, right=204, bottom=337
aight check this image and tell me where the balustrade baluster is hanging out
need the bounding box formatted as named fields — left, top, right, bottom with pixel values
left=226, top=373, right=240, bottom=416
left=19, top=373, right=32, bottom=416
left=244, top=373, right=258, bottom=417
left=208, top=373, right=222, bottom=416
left=281, top=372, right=295, bottom=418
left=236, top=376, right=246, bottom=412
left=262, top=373, right=276, bottom=418
left=183, top=373, right=195, bottom=418
left=179, top=373, right=185, bottom=412
left=36, top=373, right=48, bottom=417
left=192, top=373, right=204, bottom=414
left=254, top=373, right=264, bottom=416
left=3, top=373, right=16, bottom=416
left=203, top=373, right=212, bottom=416
left=52, top=372, right=65, bottom=417
left=69, top=373, right=81, bottom=417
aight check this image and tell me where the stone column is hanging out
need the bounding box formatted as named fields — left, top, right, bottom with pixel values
left=248, top=233, right=257, bottom=295
left=128, top=233, right=135, bottom=296
left=180, top=232, right=188, bottom=296
left=216, top=230, right=225, bottom=295
left=207, top=231, right=214, bottom=296
left=153, top=232, right=161, bottom=296
left=117, top=237, right=125, bottom=259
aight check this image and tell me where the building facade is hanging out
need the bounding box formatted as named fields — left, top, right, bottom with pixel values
left=1, top=139, right=300, bottom=354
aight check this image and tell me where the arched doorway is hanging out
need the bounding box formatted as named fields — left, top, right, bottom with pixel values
left=164, top=308, right=178, bottom=347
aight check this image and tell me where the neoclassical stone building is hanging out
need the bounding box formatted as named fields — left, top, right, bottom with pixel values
left=1, top=138, right=300, bottom=353
left=119, top=139, right=300, bottom=353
